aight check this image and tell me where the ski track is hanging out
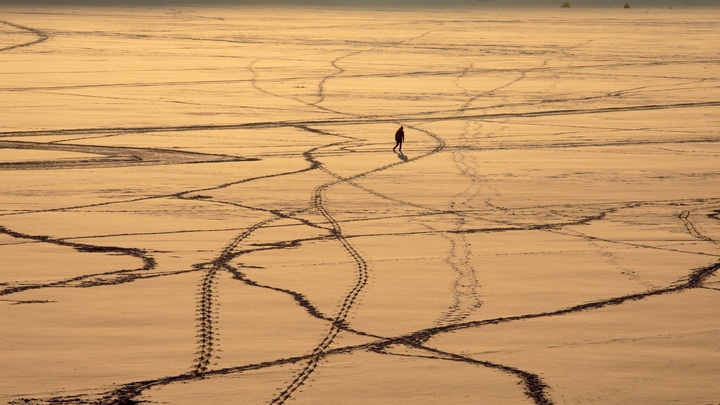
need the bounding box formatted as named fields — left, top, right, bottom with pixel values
left=2, top=12, right=720, bottom=405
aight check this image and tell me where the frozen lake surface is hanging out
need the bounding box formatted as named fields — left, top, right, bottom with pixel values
left=1, top=5, right=719, bottom=404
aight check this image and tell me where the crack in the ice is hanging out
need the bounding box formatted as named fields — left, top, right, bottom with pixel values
left=0, top=20, right=49, bottom=52
left=0, top=139, right=252, bottom=171
left=0, top=225, right=156, bottom=297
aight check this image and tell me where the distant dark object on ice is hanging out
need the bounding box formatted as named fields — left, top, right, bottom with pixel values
left=4, top=0, right=718, bottom=8
left=624, top=3, right=631, bottom=8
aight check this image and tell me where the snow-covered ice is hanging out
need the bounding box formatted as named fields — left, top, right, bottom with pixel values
left=1, top=5, right=719, bottom=404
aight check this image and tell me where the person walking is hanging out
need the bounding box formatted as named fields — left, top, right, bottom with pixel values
left=393, top=126, right=405, bottom=152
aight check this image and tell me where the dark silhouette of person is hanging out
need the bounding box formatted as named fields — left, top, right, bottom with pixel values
left=393, top=126, right=405, bottom=152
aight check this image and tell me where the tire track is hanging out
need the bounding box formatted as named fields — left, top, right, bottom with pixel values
left=188, top=131, right=374, bottom=379
left=267, top=119, right=442, bottom=403
left=296, top=124, right=445, bottom=218
left=186, top=143, right=337, bottom=377
left=253, top=47, right=716, bottom=398
left=18, top=247, right=719, bottom=405
left=0, top=150, right=331, bottom=380
left=268, top=159, right=371, bottom=404
left=5, top=13, right=719, bottom=405
left=26, top=333, right=550, bottom=405
left=258, top=36, right=639, bottom=399
left=0, top=131, right=347, bottom=384
left=192, top=216, right=280, bottom=376
left=188, top=132, right=391, bottom=381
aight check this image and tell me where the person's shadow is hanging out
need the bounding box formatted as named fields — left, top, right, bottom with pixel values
left=396, top=152, right=408, bottom=162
